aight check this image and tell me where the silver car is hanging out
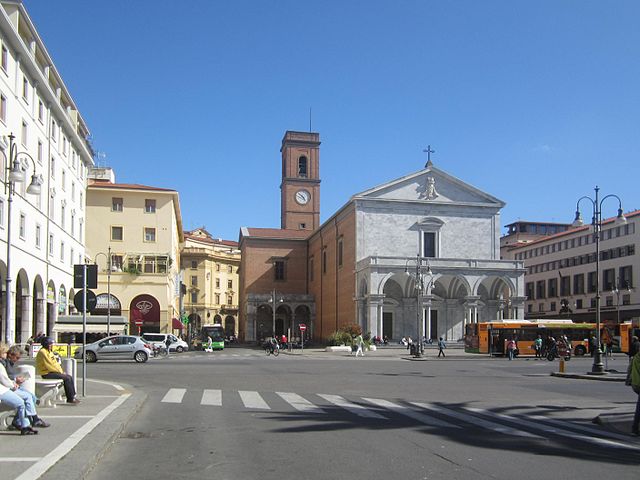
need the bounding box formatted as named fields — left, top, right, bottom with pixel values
left=75, top=335, right=153, bottom=363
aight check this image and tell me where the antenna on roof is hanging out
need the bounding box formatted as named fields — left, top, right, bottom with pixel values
left=95, top=150, right=107, bottom=167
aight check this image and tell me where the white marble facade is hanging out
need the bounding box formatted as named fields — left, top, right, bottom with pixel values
left=353, top=164, right=526, bottom=342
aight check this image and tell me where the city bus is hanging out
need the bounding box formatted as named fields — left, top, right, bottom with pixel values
left=201, top=323, right=225, bottom=351
left=464, top=320, right=636, bottom=357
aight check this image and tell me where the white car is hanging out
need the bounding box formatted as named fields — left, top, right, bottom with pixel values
left=141, top=333, right=189, bottom=353
left=75, top=335, right=153, bottom=363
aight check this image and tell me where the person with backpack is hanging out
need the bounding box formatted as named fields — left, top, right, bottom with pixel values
left=437, top=337, right=446, bottom=358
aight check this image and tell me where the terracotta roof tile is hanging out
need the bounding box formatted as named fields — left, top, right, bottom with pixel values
left=243, top=228, right=310, bottom=240
left=88, top=181, right=176, bottom=192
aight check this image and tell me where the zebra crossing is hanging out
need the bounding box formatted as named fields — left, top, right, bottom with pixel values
left=158, top=388, right=639, bottom=451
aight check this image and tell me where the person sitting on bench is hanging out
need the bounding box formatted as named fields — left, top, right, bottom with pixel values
left=35, top=337, right=80, bottom=404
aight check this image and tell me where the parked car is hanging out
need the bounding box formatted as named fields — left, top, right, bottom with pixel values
left=74, top=335, right=153, bottom=363
left=141, top=333, right=189, bottom=353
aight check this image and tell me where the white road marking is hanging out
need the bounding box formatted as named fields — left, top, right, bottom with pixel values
left=13, top=394, right=130, bottom=480
left=466, top=408, right=640, bottom=451
left=0, top=458, right=41, bottom=462
left=318, top=394, right=386, bottom=419
left=201, top=389, right=222, bottom=406
left=363, top=398, right=459, bottom=428
left=239, top=390, right=270, bottom=409
left=531, top=415, right=637, bottom=442
left=276, top=392, right=324, bottom=414
left=413, top=402, right=541, bottom=438
left=161, top=388, right=186, bottom=403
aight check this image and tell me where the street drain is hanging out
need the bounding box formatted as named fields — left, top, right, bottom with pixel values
left=122, top=431, right=152, bottom=439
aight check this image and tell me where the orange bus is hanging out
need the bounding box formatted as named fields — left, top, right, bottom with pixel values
left=465, top=320, right=637, bottom=357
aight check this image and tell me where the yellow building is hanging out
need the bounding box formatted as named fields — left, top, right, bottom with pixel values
left=84, top=167, right=183, bottom=337
left=181, top=228, right=240, bottom=340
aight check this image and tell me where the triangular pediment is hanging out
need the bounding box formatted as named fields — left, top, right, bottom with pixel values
left=353, top=165, right=505, bottom=207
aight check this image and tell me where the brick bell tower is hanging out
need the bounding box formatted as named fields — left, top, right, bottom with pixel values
left=280, top=131, right=321, bottom=230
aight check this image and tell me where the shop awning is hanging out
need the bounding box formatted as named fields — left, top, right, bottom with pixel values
left=54, top=315, right=128, bottom=334
left=172, top=318, right=183, bottom=330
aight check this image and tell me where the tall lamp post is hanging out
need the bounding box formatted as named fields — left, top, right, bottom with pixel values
left=405, top=254, right=434, bottom=358
left=269, top=290, right=283, bottom=338
left=94, top=246, right=112, bottom=336
left=1, top=133, right=43, bottom=343
left=612, top=279, right=631, bottom=326
left=572, top=185, right=626, bottom=374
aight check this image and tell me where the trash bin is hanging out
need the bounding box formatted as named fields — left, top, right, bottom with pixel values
left=61, top=358, right=77, bottom=393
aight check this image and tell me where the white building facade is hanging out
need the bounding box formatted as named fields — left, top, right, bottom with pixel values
left=354, top=163, right=526, bottom=341
left=0, top=1, right=93, bottom=343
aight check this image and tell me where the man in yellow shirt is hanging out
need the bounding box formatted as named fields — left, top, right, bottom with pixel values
left=35, top=337, right=79, bottom=404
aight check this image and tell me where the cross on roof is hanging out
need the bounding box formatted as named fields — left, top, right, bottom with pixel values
left=423, top=145, right=435, bottom=168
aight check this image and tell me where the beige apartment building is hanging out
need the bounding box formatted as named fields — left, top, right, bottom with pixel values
left=502, top=211, right=639, bottom=324
left=83, top=167, right=183, bottom=337
left=181, top=228, right=240, bottom=340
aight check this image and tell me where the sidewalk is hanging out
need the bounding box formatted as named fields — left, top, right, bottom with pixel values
left=0, top=377, right=146, bottom=480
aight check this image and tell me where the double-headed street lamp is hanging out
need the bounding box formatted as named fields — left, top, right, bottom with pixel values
left=94, top=246, right=113, bottom=336
left=1, top=133, right=43, bottom=343
left=405, top=254, right=434, bottom=358
left=572, top=185, right=626, bottom=374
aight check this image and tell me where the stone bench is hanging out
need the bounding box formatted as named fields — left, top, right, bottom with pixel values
left=0, top=401, right=15, bottom=429
left=35, top=379, right=64, bottom=408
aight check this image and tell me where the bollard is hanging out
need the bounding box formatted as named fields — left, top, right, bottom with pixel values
left=16, top=365, right=36, bottom=396
left=559, top=359, right=565, bottom=373
left=61, top=358, right=77, bottom=393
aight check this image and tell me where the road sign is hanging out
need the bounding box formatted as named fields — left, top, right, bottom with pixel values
left=74, top=264, right=97, bottom=289
left=134, top=318, right=143, bottom=326
left=73, top=290, right=97, bottom=312
left=299, top=323, right=307, bottom=331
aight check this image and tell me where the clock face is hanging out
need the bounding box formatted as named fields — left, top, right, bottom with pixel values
left=295, top=189, right=310, bottom=205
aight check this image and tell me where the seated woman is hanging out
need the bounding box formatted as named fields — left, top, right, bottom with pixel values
left=0, top=343, right=39, bottom=435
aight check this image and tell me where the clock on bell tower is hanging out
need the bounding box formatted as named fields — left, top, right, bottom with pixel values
left=280, top=131, right=321, bottom=230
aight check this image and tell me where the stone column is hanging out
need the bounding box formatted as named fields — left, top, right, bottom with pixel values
left=424, top=295, right=433, bottom=341
left=36, top=298, right=46, bottom=336
left=20, top=294, right=32, bottom=343
left=366, top=294, right=384, bottom=338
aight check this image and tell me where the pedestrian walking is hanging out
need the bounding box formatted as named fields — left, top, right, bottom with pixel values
left=629, top=350, right=640, bottom=436
left=533, top=335, right=543, bottom=359
left=506, top=338, right=517, bottom=360
left=355, top=334, right=365, bottom=357
left=437, top=337, right=446, bottom=357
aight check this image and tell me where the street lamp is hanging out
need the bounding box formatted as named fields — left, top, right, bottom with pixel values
left=94, top=246, right=112, bottom=336
left=612, top=279, right=631, bottom=326
left=405, top=254, right=434, bottom=357
left=572, top=185, right=626, bottom=374
left=268, top=290, right=283, bottom=338
left=1, top=133, right=43, bottom=343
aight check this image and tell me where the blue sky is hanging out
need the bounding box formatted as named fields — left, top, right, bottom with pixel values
left=24, top=0, right=639, bottom=241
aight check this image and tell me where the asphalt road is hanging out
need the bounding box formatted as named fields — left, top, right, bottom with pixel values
left=82, top=348, right=639, bottom=480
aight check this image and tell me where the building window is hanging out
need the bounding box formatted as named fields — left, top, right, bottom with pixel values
left=70, top=248, right=74, bottom=267
left=215, top=278, right=220, bottom=288
left=71, top=213, right=75, bottom=236
left=38, top=100, right=44, bottom=123
left=34, top=224, right=40, bottom=248
left=50, top=157, right=55, bottom=178
left=215, top=293, right=220, bottom=304
left=19, top=213, right=25, bottom=238
left=111, top=226, right=123, bottom=241
left=560, top=276, right=570, bottom=296
left=60, top=241, right=65, bottom=262
left=227, top=294, right=233, bottom=305
left=423, top=232, right=436, bottom=258
left=60, top=204, right=65, bottom=229
left=22, top=76, right=29, bottom=101
left=0, top=94, right=6, bottom=123
left=61, top=170, right=66, bottom=190
left=49, top=234, right=54, bottom=256
left=536, top=281, right=545, bottom=299
left=573, top=274, right=584, bottom=295
left=550, top=301, right=556, bottom=312
left=37, top=140, right=43, bottom=163
left=309, top=257, right=314, bottom=282
left=323, top=249, right=327, bottom=274
left=299, top=223, right=306, bottom=229
left=548, top=278, right=558, bottom=298
left=538, top=303, right=545, bottom=312
left=1, top=46, right=7, bottom=72
left=216, top=263, right=220, bottom=272
left=190, top=260, right=197, bottom=269
left=79, top=219, right=83, bottom=242
left=51, top=120, right=57, bottom=141
left=191, top=291, right=198, bottom=304
left=527, top=304, right=533, bottom=313
left=622, top=294, right=631, bottom=306
left=228, top=265, right=233, bottom=273
left=112, top=255, right=123, bottom=271
left=337, top=237, right=343, bottom=267
left=298, top=156, right=308, bottom=178
left=227, top=279, right=233, bottom=289
left=144, top=227, right=156, bottom=242
left=112, top=197, right=123, bottom=212
left=145, top=199, right=156, bottom=213
left=619, top=265, right=633, bottom=289
left=602, top=268, right=615, bottom=291
left=605, top=296, right=613, bottom=307
left=191, top=275, right=198, bottom=286
left=274, top=260, right=285, bottom=281
left=21, top=121, right=27, bottom=146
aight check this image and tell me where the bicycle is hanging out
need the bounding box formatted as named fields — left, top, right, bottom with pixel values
left=264, top=343, right=280, bottom=356
left=153, top=344, right=168, bottom=358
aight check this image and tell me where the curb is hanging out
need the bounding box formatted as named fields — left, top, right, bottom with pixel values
left=550, top=372, right=626, bottom=381
left=41, top=383, right=147, bottom=480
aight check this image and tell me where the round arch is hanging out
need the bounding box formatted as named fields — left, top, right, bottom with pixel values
left=129, top=294, right=161, bottom=334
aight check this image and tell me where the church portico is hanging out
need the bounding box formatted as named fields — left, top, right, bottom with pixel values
left=356, top=255, right=525, bottom=342
left=244, top=293, right=315, bottom=342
